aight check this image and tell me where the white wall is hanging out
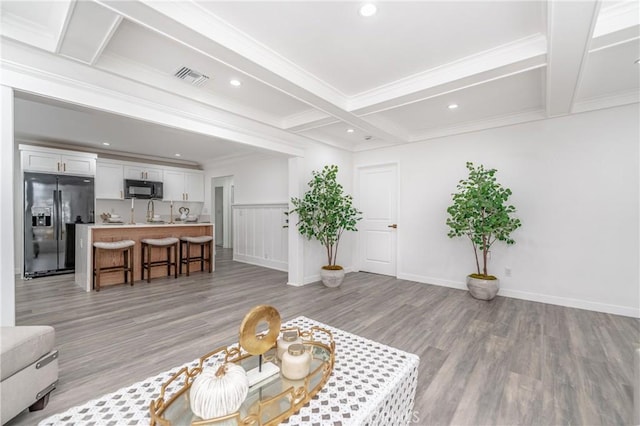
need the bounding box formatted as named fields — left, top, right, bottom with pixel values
left=204, top=153, right=289, bottom=207
left=204, top=153, right=289, bottom=268
left=355, top=104, right=639, bottom=318
left=1, top=86, right=16, bottom=326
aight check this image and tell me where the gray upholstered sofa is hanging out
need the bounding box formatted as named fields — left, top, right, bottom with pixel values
left=0, top=326, right=58, bottom=425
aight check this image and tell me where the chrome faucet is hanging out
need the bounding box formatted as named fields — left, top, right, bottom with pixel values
left=146, top=200, right=154, bottom=222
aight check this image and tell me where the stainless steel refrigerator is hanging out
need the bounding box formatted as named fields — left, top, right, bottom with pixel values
left=24, top=172, right=95, bottom=278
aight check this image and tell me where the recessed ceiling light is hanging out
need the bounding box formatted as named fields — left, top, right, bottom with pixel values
left=359, top=3, right=377, bottom=17
left=635, top=58, right=640, bottom=64
left=347, top=128, right=355, bottom=133
left=102, top=142, right=110, bottom=146
left=448, top=104, right=459, bottom=110
left=230, top=79, right=241, bottom=87
left=175, top=153, right=181, bottom=157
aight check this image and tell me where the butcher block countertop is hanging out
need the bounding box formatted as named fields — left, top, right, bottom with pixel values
left=75, top=223, right=214, bottom=292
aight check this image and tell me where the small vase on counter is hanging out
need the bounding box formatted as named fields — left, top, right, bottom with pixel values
left=276, top=330, right=301, bottom=360
left=281, top=344, right=311, bottom=380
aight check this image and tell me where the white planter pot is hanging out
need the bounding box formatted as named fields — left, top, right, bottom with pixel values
left=466, top=275, right=500, bottom=300
left=320, top=267, right=345, bottom=288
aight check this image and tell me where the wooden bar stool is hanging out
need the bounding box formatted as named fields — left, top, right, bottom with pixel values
left=179, top=236, right=213, bottom=276
left=92, top=240, right=135, bottom=292
left=140, top=237, right=179, bottom=283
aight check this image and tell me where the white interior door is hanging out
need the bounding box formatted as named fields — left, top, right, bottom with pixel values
left=357, top=164, right=398, bottom=276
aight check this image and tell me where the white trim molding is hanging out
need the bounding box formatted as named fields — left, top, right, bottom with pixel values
left=398, top=273, right=640, bottom=318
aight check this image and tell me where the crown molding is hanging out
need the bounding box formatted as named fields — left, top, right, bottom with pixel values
left=349, top=34, right=547, bottom=111
left=407, top=109, right=546, bottom=146
left=593, top=1, right=639, bottom=38
left=572, top=89, right=640, bottom=114
left=0, top=11, right=58, bottom=52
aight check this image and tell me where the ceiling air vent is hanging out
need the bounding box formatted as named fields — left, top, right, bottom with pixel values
left=174, top=66, right=209, bottom=87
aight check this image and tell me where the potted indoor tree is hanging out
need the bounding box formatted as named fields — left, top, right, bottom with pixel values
left=446, top=162, right=521, bottom=300
left=290, top=165, right=361, bottom=287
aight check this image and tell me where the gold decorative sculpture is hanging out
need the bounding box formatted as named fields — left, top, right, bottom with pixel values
left=238, top=305, right=281, bottom=355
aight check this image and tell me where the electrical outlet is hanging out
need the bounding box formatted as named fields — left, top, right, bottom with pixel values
left=505, top=267, right=511, bottom=277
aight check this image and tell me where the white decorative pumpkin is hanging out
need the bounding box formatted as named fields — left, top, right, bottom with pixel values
left=190, top=363, right=249, bottom=419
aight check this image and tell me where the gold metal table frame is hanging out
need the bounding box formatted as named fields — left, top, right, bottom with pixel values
left=150, top=326, right=335, bottom=426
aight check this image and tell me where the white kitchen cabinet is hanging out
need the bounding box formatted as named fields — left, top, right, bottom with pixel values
left=124, top=165, right=163, bottom=181
left=95, top=161, right=124, bottom=199
left=162, top=170, right=185, bottom=202
left=184, top=171, right=204, bottom=202
left=162, top=169, right=204, bottom=202
left=21, top=147, right=96, bottom=176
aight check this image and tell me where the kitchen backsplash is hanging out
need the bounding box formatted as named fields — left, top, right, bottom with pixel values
left=95, top=199, right=207, bottom=223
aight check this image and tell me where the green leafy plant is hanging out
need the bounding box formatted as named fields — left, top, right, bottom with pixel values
left=290, top=165, right=362, bottom=269
left=446, top=162, right=521, bottom=279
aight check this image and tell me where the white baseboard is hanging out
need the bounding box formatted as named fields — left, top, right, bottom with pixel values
left=397, top=272, right=639, bottom=318
left=398, top=273, right=467, bottom=291
left=233, top=254, right=287, bottom=272
left=498, top=288, right=640, bottom=318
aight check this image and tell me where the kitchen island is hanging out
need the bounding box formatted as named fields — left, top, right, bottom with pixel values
left=75, top=223, right=214, bottom=291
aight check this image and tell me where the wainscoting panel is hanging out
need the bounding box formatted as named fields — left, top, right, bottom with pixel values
left=233, top=204, right=288, bottom=271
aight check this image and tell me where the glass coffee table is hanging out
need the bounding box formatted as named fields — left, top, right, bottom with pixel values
left=151, top=327, right=335, bottom=425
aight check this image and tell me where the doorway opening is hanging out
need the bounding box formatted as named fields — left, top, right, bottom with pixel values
left=211, top=175, right=234, bottom=249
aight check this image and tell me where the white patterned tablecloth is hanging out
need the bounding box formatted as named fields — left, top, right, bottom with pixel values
left=39, top=316, right=420, bottom=426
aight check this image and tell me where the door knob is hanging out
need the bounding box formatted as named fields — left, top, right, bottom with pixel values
left=388, top=224, right=397, bottom=229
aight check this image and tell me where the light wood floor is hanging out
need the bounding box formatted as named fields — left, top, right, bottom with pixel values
left=9, top=249, right=638, bottom=425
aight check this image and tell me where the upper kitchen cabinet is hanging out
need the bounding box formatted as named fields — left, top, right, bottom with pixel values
left=124, top=165, right=163, bottom=181
left=95, top=159, right=124, bottom=199
left=163, top=169, right=204, bottom=202
left=20, top=145, right=96, bottom=176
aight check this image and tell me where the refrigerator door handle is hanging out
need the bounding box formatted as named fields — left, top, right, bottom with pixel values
left=52, top=189, right=59, bottom=241
left=58, top=190, right=64, bottom=240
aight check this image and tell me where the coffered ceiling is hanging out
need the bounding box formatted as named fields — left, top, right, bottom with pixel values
left=1, top=1, right=638, bottom=163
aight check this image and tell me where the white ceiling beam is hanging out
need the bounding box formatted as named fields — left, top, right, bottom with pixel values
left=53, top=0, right=76, bottom=53
left=89, top=15, right=122, bottom=66
left=282, top=109, right=332, bottom=132
left=281, top=37, right=546, bottom=132
left=57, top=1, right=123, bottom=65
left=97, top=52, right=286, bottom=128
left=590, top=25, right=639, bottom=52
left=96, top=0, right=407, bottom=146
left=545, top=0, right=601, bottom=117
left=0, top=38, right=307, bottom=157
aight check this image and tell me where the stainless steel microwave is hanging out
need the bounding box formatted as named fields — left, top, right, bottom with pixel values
left=124, top=179, right=163, bottom=199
